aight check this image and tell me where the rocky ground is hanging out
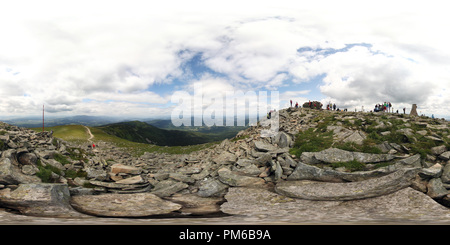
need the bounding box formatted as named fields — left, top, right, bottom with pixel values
left=1, top=107, right=450, bottom=224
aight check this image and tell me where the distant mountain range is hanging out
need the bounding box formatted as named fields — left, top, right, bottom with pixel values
left=4, top=115, right=127, bottom=128
left=3, top=115, right=248, bottom=147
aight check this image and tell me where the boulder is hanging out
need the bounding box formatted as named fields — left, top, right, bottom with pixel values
left=213, top=151, right=237, bottom=165
left=275, top=132, right=292, bottom=148
left=439, top=151, right=450, bottom=161
left=151, top=179, right=189, bottom=197
left=70, top=193, right=182, bottom=217
left=313, top=148, right=354, bottom=163
left=288, top=161, right=395, bottom=182
left=217, top=168, right=265, bottom=187
left=254, top=140, right=277, bottom=152
left=276, top=168, right=420, bottom=201
left=197, top=178, right=229, bottom=197
left=419, top=163, right=443, bottom=179
left=0, top=157, right=41, bottom=185
left=221, top=187, right=450, bottom=223
left=441, top=164, right=450, bottom=183
left=427, top=178, right=448, bottom=199
left=115, top=175, right=145, bottom=185
left=396, top=154, right=422, bottom=168
left=110, top=163, right=141, bottom=175
left=17, top=152, right=37, bottom=166
left=431, top=145, right=447, bottom=156
left=0, top=183, right=86, bottom=218
left=89, top=180, right=151, bottom=194
left=342, top=131, right=367, bottom=145
left=312, top=148, right=395, bottom=164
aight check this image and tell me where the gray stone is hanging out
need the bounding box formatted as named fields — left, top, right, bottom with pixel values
left=275, top=132, right=292, bottom=148
left=84, top=167, right=108, bottom=181
left=17, top=152, right=37, bottom=166
left=418, top=163, right=443, bottom=179
left=221, top=187, right=450, bottom=223
left=217, top=168, right=265, bottom=187
left=254, top=140, right=277, bottom=152
left=312, top=148, right=395, bottom=164
left=0, top=183, right=86, bottom=218
left=314, top=148, right=354, bottom=163
left=396, top=154, right=422, bottom=168
left=431, top=145, right=447, bottom=156
left=110, top=163, right=142, bottom=175
left=89, top=180, right=150, bottom=190
left=427, top=178, right=448, bottom=199
left=21, top=165, right=39, bottom=176
left=441, top=164, right=450, bottom=183
left=115, top=175, right=145, bottom=185
left=197, top=178, right=228, bottom=197
left=151, top=179, right=189, bottom=197
left=343, top=131, right=367, bottom=145
left=288, top=161, right=395, bottom=182
left=273, top=161, right=283, bottom=181
left=252, top=153, right=272, bottom=166
left=439, top=151, right=450, bottom=161
left=70, top=192, right=182, bottom=217
left=0, top=157, right=41, bottom=185
left=276, top=168, right=420, bottom=201
left=42, top=159, right=65, bottom=171
left=213, top=151, right=237, bottom=165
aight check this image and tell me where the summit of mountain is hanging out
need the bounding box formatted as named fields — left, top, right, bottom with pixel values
left=1, top=107, right=450, bottom=223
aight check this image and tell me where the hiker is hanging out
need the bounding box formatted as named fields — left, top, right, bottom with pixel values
left=295, top=102, right=298, bottom=108
left=290, top=100, right=292, bottom=107
left=333, top=103, right=336, bottom=111
left=93, top=143, right=96, bottom=148
left=403, top=108, right=406, bottom=114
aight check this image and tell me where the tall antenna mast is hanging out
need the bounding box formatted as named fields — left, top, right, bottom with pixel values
left=42, top=104, right=45, bottom=132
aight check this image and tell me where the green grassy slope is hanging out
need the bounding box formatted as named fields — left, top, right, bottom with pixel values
left=32, top=124, right=220, bottom=156
left=95, top=121, right=241, bottom=146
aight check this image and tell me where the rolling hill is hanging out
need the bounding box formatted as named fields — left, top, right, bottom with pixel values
left=95, top=121, right=244, bottom=146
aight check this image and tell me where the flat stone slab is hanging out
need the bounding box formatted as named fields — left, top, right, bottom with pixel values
left=218, top=168, right=265, bottom=187
left=221, top=187, right=450, bottom=223
left=0, top=183, right=86, bottom=218
left=288, top=161, right=396, bottom=182
left=309, top=148, right=395, bottom=164
left=70, top=193, right=182, bottom=217
left=276, top=168, right=420, bottom=201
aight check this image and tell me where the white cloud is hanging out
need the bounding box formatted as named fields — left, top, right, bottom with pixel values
left=0, top=0, right=449, bottom=118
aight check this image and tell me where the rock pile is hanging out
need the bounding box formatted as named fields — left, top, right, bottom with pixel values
left=1, top=108, right=450, bottom=222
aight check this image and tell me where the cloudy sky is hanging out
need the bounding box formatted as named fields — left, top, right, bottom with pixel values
left=1, top=0, right=449, bottom=120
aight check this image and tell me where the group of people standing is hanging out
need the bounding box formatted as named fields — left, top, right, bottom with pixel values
left=326, top=102, right=337, bottom=111
left=374, top=102, right=393, bottom=113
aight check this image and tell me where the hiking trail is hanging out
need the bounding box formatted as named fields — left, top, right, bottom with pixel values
left=83, top=125, right=94, bottom=143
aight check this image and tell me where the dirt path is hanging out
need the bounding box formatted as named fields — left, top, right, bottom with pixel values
left=83, top=125, right=94, bottom=143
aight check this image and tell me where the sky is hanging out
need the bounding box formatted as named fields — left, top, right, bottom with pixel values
left=1, top=0, right=450, bottom=120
